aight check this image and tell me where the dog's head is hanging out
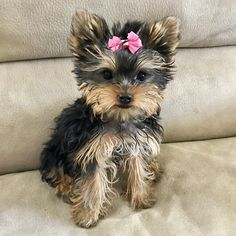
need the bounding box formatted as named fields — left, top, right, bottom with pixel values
left=70, top=10, right=180, bottom=122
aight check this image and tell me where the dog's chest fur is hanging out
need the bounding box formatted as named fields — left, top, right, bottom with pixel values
left=76, top=121, right=160, bottom=166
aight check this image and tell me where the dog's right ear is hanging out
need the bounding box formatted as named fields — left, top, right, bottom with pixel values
left=70, top=10, right=110, bottom=60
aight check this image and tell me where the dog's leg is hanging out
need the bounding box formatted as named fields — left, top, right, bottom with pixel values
left=41, top=164, right=73, bottom=204
left=70, top=161, right=117, bottom=228
left=125, top=155, right=157, bottom=209
left=41, top=167, right=59, bottom=187
left=55, top=173, right=73, bottom=204
left=148, top=158, right=162, bottom=184
left=40, top=148, right=60, bottom=188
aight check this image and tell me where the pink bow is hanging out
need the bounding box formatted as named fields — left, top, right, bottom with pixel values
left=108, top=31, right=142, bottom=54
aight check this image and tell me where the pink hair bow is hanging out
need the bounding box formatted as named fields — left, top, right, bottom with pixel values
left=108, top=31, right=142, bottom=54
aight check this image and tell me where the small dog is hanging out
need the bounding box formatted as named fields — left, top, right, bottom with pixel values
left=40, top=10, right=180, bottom=228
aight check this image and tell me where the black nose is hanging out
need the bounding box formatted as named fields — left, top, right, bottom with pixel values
left=118, top=94, right=133, bottom=105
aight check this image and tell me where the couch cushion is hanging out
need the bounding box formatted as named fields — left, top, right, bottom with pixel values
left=1, top=138, right=236, bottom=235
left=0, top=46, right=236, bottom=174
left=0, top=0, right=236, bottom=62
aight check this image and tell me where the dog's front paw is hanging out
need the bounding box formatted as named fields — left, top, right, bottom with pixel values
left=130, top=193, right=156, bottom=210
left=71, top=207, right=100, bottom=228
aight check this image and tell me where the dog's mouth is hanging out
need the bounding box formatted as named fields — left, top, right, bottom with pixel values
left=117, top=104, right=133, bottom=109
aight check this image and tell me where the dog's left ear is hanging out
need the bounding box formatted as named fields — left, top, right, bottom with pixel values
left=142, top=17, right=180, bottom=62
left=70, top=10, right=110, bottom=60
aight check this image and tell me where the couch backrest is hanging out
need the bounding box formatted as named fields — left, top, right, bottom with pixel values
left=0, top=0, right=236, bottom=62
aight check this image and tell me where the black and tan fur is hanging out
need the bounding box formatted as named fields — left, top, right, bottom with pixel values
left=40, top=10, right=180, bottom=228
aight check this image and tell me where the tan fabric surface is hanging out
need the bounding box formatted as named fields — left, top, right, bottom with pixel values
left=0, top=0, right=236, bottom=62
left=162, top=46, right=236, bottom=142
left=0, top=46, right=236, bottom=174
left=0, top=59, right=79, bottom=175
left=1, top=138, right=236, bottom=236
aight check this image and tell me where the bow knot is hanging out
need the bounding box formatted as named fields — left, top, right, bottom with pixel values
left=108, top=31, right=142, bottom=54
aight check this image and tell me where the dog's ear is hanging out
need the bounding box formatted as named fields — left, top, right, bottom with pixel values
left=70, top=10, right=110, bottom=60
left=142, top=17, right=180, bottom=62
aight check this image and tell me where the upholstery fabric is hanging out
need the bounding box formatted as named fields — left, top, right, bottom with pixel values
left=0, top=0, right=236, bottom=62
left=1, top=1, right=235, bottom=235
left=0, top=46, right=236, bottom=175
left=1, top=138, right=236, bottom=236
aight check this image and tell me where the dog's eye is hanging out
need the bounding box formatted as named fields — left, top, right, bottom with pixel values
left=102, top=70, right=113, bottom=80
left=136, top=71, right=147, bottom=82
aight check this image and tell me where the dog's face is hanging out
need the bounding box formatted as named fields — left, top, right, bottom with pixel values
left=70, top=11, right=180, bottom=122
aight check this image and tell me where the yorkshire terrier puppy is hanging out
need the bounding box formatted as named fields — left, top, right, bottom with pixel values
left=40, top=10, right=180, bottom=228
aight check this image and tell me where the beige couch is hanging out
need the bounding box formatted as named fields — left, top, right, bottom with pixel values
left=1, top=0, right=236, bottom=235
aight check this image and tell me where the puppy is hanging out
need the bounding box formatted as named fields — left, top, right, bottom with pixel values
left=40, top=10, right=180, bottom=228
